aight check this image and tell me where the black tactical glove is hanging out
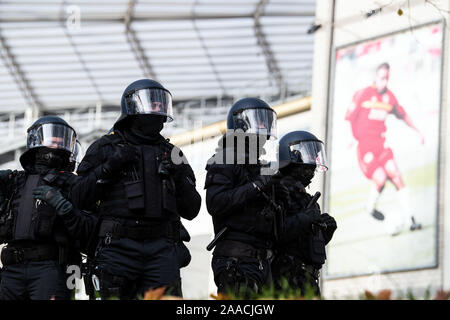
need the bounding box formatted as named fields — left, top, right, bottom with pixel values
left=289, top=206, right=322, bottom=235
left=305, top=205, right=322, bottom=224
left=32, top=185, right=73, bottom=216
left=102, top=144, right=140, bottom=177
left=318, top=213, right=337, bottom=244
left=274, top=181, right=291, bottom=209
left=159, top=157, right=196, bottom=191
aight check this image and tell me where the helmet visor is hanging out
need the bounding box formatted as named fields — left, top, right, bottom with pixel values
left=27, top=123, right=77, bottom=154
left=70, top=140, right=84, bottom=166
left=233, top=108, right=277, bottom=138
left=289, top=140, right=328, bottom=172
left=124, top=88, right=173, bottom=122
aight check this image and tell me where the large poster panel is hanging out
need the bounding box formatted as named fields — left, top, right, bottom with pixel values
left=326, top=22, right=442, bottom=278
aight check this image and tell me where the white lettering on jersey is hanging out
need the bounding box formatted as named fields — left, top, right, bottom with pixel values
left=368, top=108, right=388, bottom=121
left=363, top=152, right=374, bottom=164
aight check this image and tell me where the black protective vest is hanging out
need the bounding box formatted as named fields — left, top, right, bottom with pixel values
left=98, top=135, right=178, bottom=221
left=206, top=163, right=277, bottom=245
left=0, top=170, right=74, bottom=243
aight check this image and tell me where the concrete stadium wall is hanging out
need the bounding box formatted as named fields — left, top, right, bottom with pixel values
left=313, top=0, right=450, bottom=299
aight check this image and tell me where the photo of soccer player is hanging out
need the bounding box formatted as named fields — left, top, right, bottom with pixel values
left=345, top=62, right=424, bottom=236
left=325, top=22, right=442, bottom=277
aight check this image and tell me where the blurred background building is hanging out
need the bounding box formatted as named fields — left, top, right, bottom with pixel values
left=0, top=0, right=449, bottom=300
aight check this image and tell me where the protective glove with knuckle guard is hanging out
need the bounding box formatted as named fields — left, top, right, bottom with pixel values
left=253, top=172, right=282, bottom=192
left=305, top=206, right=322, bottom=225
left=32, top=185, right=73, bottom=216
left=319, top=213, right=337, bottom=244
left=296, top=201, right=322, bottom=232
left=290, top=208, right=322, bottom=234
left=320, top=213, right=337, bottom=230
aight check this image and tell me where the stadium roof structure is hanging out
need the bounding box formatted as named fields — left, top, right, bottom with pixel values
left=0, top=0, right=316, bottom=160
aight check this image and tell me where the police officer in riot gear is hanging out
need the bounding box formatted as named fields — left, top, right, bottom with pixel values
left=0, top=116, right=81, bottom=300
left=205, top=97, right=282, bottom=298
left=73, top=79, right=201, bottom=299
left=271, top=130, right=337, bottom=297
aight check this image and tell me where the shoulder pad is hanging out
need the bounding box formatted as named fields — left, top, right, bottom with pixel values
left=13, top=170, right=26, bottom=181
left=205, top=164, right=235, bottom=183
left=12, top=169, right=25, bottom=181
left=82, top=135, right=116, bottom=156
left=101, top=133, right=122, bottom=145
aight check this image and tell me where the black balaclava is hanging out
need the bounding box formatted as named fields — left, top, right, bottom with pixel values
left=34, top=147, right=70, bottom=174
left=121, top=115, right=165, bottom=144
left=282, top=163, right=316, bottom=187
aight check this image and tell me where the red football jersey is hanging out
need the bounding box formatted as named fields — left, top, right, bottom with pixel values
left=345, top=85, right=407, bottom=142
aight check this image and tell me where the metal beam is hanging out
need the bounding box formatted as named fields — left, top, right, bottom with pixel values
left=0, top=11, right=315, bottom=23
left=0, top=29, right=42, bottom=115
left=6, top=36, right=313, bottom=50
left=253, top=0, right=286, bottom=100
left=58, top=1, right=104, bottom=102
left=3, top=21, right=313, bottom=39
left=191, top=0, right=227, bottom=94
left=124, top=0, right=157, bottom=80
left=16, top=64, right=311, bottom=82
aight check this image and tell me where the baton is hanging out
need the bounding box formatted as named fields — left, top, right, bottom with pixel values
left=307, top=191, right=321, bottom=209
left=308, top=191, right=327, bottom=230
left=206, top=227, right=229, bottom=251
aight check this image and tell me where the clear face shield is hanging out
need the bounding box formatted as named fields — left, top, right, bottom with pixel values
left=233, top=108, right=277, bottom=139
left=124, top=88, right=173, bottom=122
left=69, top=140, right=84, bottom=171
left=27, top=123, right=77, bottom=155
left=289, top=140, right=328, bottom=172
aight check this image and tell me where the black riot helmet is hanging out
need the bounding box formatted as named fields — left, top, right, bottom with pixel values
left=20, top=115, right=77, bottom=169
left=226, top=97, right=277, bottom=139
left=278, top=130, right=328, bottom=172
left=115, top=79, right=173, bottom=129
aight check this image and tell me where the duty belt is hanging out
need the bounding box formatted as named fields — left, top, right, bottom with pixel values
left=1, top=244, right=59, bottom=265
left=213, top=239, right=273, bottom=261
left=99, top=219, right=173, bottom=241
